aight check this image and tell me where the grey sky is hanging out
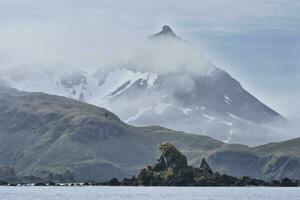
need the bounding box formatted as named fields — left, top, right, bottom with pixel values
left=0, top=0, right=299, bottom=119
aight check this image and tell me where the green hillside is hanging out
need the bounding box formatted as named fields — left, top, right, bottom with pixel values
left=0, top=86, right=299, bottom=182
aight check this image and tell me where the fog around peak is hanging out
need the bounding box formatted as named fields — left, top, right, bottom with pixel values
left=0, top=0, right=299, bottom=127
left=131, top=31, right=215, bottom=75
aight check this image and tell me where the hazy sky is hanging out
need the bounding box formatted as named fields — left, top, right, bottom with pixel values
left=0, top=0, right=299, bottom=119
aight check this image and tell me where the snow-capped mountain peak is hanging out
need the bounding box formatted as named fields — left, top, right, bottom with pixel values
left=150, top=25, right=179, bottom=39
left=0, top=26, right=285, bottom=146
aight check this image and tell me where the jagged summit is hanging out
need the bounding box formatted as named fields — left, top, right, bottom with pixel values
left=150, top=25, right=179, bottom=39
left=160, top=25, right=175, bottom=34
left=200, top=158, right=213, bottom=174
left=1, top=25, right=284, bottom=146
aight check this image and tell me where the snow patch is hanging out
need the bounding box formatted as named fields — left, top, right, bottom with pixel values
left=179, top=107, right=192, bottom=115
left=146, top=73, right=158, bottom=88
left=201, top=113, right=216, bottom=121
left=226, top=112, right=242, bottom=121
left=224, top=94, right=232, bottom=105
left=220, top=121, right=233, bottom=126
left=154, top=103, right=172, bottom=114
left=125, top=106, right=153, bottom=123
left=97, top=68, right=151, bottom=106
left=1, top=67, right=95, bottom=103
left=222, top=129, right=234, bottom=143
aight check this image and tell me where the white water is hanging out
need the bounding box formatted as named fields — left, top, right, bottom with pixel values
left=0, top=186, right=299, bottom=200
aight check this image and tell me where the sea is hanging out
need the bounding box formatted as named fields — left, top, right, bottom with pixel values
left=0, top=186, right=299, bottom=200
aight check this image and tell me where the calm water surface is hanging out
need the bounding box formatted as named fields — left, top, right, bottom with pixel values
left=0, top=186, right=299, bottom=200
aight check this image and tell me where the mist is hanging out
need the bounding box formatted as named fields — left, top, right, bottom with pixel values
left=132, top=35, right=214, bottom=75
left=0, top=0, right=299, bottom=145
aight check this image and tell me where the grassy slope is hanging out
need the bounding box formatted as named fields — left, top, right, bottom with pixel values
left=252, top=138, right=300, bottom=158
left=208, top=137, right=300, bottom=180
left=0, top=87, right=233, bottom=181
left=0, top=86, right=299, bottom=181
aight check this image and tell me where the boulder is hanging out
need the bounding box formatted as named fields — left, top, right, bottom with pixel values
left=0, top=180, right=8, bottom=185
left=281, top=177, right=298, bottom=187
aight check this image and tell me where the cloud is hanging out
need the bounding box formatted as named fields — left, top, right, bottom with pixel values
left=131, top=35, right=214, bottom=75
left=0, top=0, right=299, bottom=70
left=0, top=0, right=299, bottom=125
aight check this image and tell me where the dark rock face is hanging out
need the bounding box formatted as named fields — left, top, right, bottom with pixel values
left=153, top=143, right=188, bottom=171
left=0, top=180, right=8, bottom=185
left=200, top=158, right=213, bottom=174
left=150, top=25, right=179, bottom=39
left=34, top=182, right=46, bottom=186
left=161, top=25, right=173, bottom=33
left=281, top=177, right=298, bottom=187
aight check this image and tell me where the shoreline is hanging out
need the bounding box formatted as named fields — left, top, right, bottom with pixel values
left=0, top=183, right=299, bottom=187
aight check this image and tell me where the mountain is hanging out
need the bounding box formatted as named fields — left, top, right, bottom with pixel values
left=0, top=26, right=285, bottom=146
left=209, top=137, right=300, bottom=180
left=0, top=85, right=299, bottom=182
left=149, top=25, right=180, bottom=39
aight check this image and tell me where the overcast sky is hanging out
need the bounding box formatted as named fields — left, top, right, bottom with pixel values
left=0, top=0, right=299, bottom=119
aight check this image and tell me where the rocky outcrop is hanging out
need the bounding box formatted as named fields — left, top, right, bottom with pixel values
left=133, top=143, right=195, bottom=186
left=99, top=143, right=300, bottom=187
left=150, top=25, right=179, bottom=39
left=153, top=143, right=188, bottom=171
left=200, top=158, right=213, bottom=174
left=101, top=143, right=244, bottom=186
